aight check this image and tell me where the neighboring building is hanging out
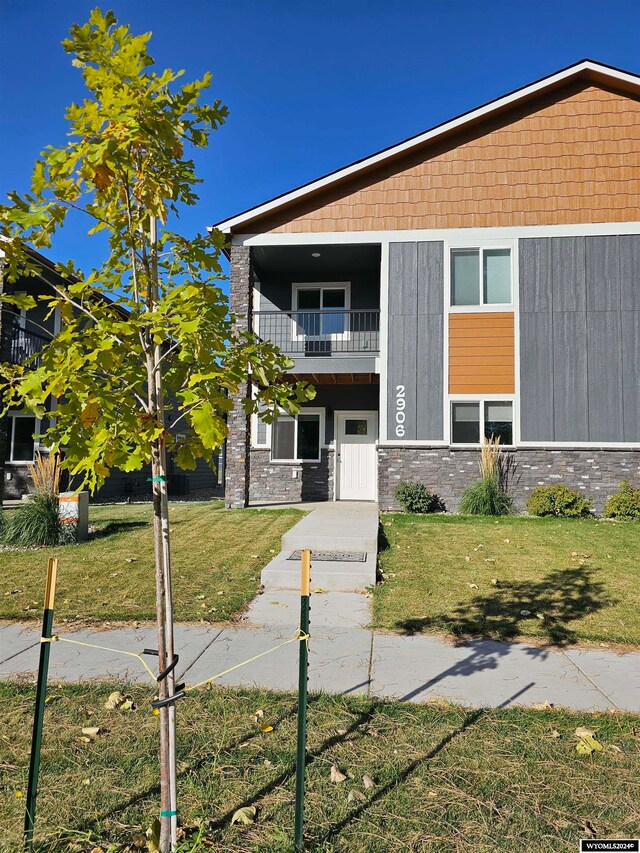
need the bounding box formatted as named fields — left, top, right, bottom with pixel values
left=216, top=60, right=640, bottom=511
left=0, top=248, right=221, bottom=501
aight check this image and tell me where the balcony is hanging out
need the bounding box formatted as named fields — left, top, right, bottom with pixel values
left=254, top=309, right=380, bottom=357
left=1, top=323, right=52, bottom=367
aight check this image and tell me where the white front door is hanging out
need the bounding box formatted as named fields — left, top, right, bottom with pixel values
left=336, top=411, right=378, bottom=501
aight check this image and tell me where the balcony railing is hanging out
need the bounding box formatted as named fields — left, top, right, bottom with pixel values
left=1, top=323, right=52, bottom=366
left=254, top=309, right=380, bottom=356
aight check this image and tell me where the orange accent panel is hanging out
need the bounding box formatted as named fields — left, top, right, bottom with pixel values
left=239, top=84, right=640, bottom=234
left=449, top=313, right=515, bottom=394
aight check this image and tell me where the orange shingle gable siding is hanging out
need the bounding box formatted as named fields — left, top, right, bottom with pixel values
left=248, top=83, right=640, bottom=234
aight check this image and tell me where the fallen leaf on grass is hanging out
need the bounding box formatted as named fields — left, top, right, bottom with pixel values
left=520, top=609, right=532, bottom=617
left=259, top=724, right=274, bottom=733
left=491, top=578, right=499, bottom=586
left=348, top=789, right=366, bottom=803
left=104, top=691, right=135, bottom=712
left=467, top=583, right=478, bottom=589
left=362, top=774, right=375, bottom=789
left=252, top=709, right=264, bottom=722
left=575, top=727, right=603, bottom=755
left=146, top=817, right=161, bottom=851
left=231, top=806, right=256, bottom=826
left=577, top=818, right=597, bottom=837
left=532, top=700, right=554, bottom=710
left=575, top=726, right=596, bottom=739
left=550, top=729, right=561, bottom=739
left=330, top=763, right=347, bottom=783
left=81, top=726, right=101, bottom=739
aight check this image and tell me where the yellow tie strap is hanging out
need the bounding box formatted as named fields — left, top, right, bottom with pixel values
left=184, top=631, right=310, bottom=694
left=40, top=635, right=157, bottom=682
left=40, top=630, right=310, bottom=695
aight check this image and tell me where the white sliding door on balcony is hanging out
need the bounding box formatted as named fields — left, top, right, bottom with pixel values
left=336, top=411, right=378, bottom=501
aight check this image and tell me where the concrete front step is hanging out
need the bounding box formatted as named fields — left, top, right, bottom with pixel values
left=261, top=551, right=378, bottom=592
left=280, top=501, right=379, bottom=554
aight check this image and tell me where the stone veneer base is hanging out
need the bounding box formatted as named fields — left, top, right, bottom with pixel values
left=377, top=446, right=640, bottom=513
left=249, top=448, right=334, bottom=504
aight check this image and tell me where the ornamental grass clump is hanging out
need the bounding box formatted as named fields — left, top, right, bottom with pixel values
left=459, top=436, right=513, bottom=516
left=2, top=453, right=64, bottom=547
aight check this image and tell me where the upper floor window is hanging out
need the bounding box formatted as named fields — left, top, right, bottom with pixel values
left=451, top=248, right=511, bottom=306
left=293, top=283, right=350, bottom=338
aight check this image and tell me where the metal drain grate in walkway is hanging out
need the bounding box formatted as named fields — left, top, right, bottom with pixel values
left=287, top=550, right=367, bottom=563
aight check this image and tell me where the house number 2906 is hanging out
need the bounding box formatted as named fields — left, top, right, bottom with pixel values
left=395, top=385, right=406, bottom=437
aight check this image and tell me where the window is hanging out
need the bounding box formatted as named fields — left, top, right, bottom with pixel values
left=294, top=284, right=349, bottom=337
left=451, top=248, right=511, bottom=306
left=344, top=418, right=368, bottom=436
left=4, top=415, right=38, bottom=463
left=271, top=412, right=322, bottom=461
left=451, top=401, right=513, bottom=445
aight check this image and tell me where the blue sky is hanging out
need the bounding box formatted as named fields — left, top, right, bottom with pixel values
left=1, top=0, right=639, bottom=281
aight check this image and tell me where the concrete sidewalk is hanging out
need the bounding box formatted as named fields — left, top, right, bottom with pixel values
left=2, top=590, right=639, bottom=712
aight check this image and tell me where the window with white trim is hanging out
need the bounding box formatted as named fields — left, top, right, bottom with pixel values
left=451, top=248, right=512, bottom=306
left=293, top=283, right=350, bottom=338
left=270, top=411, right=322, bottom=462
left=451, top=401, right=513, bottom=445
left=4, top=414, right=39, bottom=463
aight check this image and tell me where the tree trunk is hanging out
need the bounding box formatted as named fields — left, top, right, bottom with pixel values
left=148, top=359, right=173, bottom=852
left=148, top=215, right=178, bottom=851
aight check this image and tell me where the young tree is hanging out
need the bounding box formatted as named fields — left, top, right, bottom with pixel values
left=0, top=9, right=312, bottom=849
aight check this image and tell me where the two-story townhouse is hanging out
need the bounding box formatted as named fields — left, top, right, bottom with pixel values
left=217, top=60, right=640, bottom=512
left=1, top=248, right=222, bottom=501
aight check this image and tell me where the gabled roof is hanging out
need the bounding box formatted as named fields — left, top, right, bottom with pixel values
left=212, top=59, right=640, bottom=235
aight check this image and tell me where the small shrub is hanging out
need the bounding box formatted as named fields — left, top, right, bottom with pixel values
left=605, top=480, right=640, bottom=520
left=527, top=484, right=592, bottom=518
left=4, top=495, right=63, bottom=547
left=459, top=476, right=512, bottom=516
left=394, top=481, right=443, bottom=514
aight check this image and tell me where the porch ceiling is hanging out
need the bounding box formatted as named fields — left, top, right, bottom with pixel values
left=290, top=372, right=380, bottom=385
left=252, top=243, right=381, bottom=279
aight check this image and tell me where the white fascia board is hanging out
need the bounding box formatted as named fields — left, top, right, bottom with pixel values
left=212, top=61, right=640, bottom=235
left=233, top=220, right=640, bottom=247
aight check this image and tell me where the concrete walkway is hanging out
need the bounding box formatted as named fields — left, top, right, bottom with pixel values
left=260, top=501, right=379, bottom=590
left=2, top=590, right=639, bottom=711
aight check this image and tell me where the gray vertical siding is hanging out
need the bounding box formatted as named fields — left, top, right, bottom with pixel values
left=387, top=241, right=443, bottom=441
left=520, top=234, right=640, bottom=443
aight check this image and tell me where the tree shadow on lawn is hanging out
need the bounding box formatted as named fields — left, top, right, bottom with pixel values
left=89, top=519, right=149, bottom=541
left=396, top=565, right=614, bottom=646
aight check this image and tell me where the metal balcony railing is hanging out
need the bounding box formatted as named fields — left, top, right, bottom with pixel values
left=254, top=309, right=380, bottom=356
left=1, top=322, right=52, bottom=366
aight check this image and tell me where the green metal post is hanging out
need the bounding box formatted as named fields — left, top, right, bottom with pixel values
left=24, top=558, right=58, bottom=853
left=294, top=549, right=311, bottom=853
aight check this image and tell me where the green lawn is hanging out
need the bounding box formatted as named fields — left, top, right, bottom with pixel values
left=0, top=502, right=302, bottom=625
left=1, top=683, right=638, bottom=851
left=374, top=514, right=640, bottom=646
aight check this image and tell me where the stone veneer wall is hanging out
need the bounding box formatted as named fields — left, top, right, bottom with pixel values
left=249, top=449, right=334, bottom=504
left=377, top=446, right=640, bottom=513
left=225, top=245, right=252, bottom=508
